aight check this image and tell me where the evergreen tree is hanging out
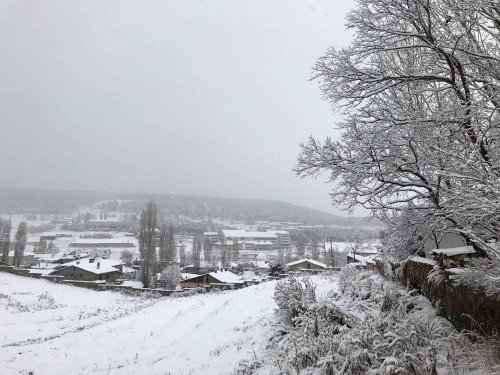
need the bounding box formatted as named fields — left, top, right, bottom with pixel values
left=0, top=219, right=11, bottom=265
left=138, top=201, right=157, bottom=288
left=311, top=234, right=320, bottom=261
left=179, top=242, right=186, bottom=266
left=13, top=221, right=27, bottom=267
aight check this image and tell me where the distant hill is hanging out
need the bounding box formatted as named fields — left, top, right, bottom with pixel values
left=0, top=188, right=379, bottom=226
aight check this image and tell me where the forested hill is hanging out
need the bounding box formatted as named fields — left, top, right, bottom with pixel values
left=0, top=188, right=378, bottom=226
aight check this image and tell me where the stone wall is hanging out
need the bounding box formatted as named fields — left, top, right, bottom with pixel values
left=375, top=258, right=500, bottom=335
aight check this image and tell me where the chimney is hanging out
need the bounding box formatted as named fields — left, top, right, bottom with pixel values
left=97, top=261, right=100, bottom=269
left=76, top=260, right=80, bottom=264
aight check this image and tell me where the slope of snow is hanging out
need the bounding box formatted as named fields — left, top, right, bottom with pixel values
left=0, top=272, right=289, bottom=375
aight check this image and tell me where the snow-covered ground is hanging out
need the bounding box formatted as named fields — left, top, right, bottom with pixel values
left=1, top=272, right=334, bottom=375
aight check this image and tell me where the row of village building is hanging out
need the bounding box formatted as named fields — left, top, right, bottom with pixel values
left=203, top=229, right=291, bottom=250
left=18, top=255, right=331, bottom=291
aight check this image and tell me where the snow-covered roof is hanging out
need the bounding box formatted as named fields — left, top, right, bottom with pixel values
left=28, top=269, right=53, bottom=275
left=203, top=232, right=218, bottom=236
left=52, top=258, right=122, bottom=275
left=347, top=253, right=378, bottom=266
left=63, top=257, right=122, bottom=267
left=241, top=240, right=274, bottom=246
left=222, top=230, right=277, bottom=239
left=269, top=230, right=290, bottom=235
left=209, top=270, right=244, bottom=284
left=70, top=239, right=134, bottom=245
left=431, top=246, right=476, bottom=257
left=38, top=232, right=58, bottom=237
left=181, top=273, right=199, bottom=280
left=287, top=258, right=327, bottom=268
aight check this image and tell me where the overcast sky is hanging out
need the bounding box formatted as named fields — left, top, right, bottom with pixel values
left=0, top=0, right=356, bottom=215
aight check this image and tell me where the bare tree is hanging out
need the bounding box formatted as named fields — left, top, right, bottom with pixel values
left=297, top=0, right=500, bottom=261
left=160, top=263, right=181, bottom=291
left=138, top=201, right=157, bottom=288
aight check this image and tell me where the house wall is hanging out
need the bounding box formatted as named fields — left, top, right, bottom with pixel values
left=180, top=274, right=210, bottom=289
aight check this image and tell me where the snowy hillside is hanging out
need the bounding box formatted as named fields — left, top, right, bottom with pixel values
left=0, top=273, right=288, bottom=375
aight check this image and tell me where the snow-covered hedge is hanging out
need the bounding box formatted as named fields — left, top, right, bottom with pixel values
left=263, top=268, right=499, bottom=374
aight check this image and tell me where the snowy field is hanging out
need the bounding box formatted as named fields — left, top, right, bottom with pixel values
left=0, top=273, right=341, bottom=375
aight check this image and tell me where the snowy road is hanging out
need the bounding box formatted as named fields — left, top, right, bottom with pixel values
left=0, top=273, right=279, bottom=375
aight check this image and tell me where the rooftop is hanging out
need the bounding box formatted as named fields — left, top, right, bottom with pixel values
left=287, top=258, right=327, bottom=268
left=52, top=258, right=122, bottom=275
left=209, top=270, right=244, bottom=284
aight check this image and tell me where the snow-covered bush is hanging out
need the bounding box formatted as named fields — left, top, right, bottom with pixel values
left=33, top=292, right=60, bottom=310
left=274, top=276, right=316, bottom=323
left=265, top=270, right=499, bottom=374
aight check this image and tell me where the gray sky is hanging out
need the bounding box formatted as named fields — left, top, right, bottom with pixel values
left=0, top=0, right=355, bottom=215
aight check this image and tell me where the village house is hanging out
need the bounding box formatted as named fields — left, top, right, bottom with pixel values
left=49, top=258, right=122, bottom=282
left=180, top=269, right=245, bottom=289
left=286, top=258, right=327, bottom=272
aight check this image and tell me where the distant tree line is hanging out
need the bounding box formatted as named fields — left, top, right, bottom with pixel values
left=0, top=189, right=380, bottom=227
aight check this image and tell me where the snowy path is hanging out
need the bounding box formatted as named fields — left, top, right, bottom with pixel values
left=0, top=273, right=279, bottom=375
